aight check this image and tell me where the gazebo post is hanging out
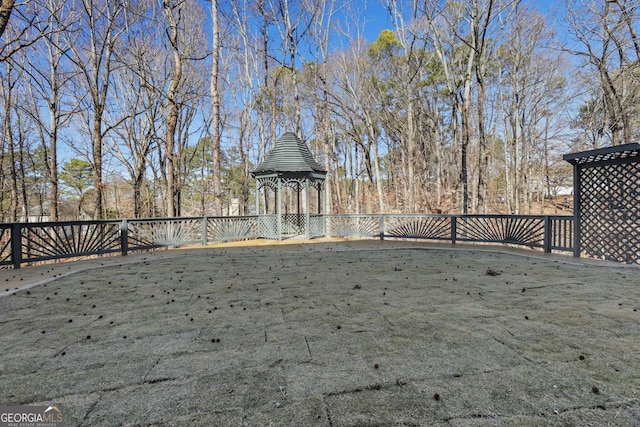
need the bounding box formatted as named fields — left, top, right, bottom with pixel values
left=255, top=180, right=260, bottom=215
left=305, top=178, right=310, bottom=239
left=320, top=181, right=326, bottom=237
left=277, top=179, right=282, bottom=240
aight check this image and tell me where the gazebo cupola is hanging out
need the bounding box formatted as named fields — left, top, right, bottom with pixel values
left=251, top=132, right=327, bottom=240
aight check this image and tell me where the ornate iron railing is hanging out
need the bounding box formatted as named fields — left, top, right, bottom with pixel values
left=383, top=214, right=452, bottom=241
left=0, top=224, right=12, bottom=265
left=1, top=214, right=574, bottom=268
left=206, top=216, right=257, bottom=243
left=19, top=220, right=122, bottom=264
left=326, top=214, right=380, bottom=237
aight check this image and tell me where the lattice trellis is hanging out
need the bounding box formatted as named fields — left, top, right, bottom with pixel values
left=309, top=215, right=325, bottom=238
left=564, top=143, right=640, bottom=264
left=281, top=213, right=306, bottom=235
left=579, top=162, right=640, bottom=263
left=258, top=215, right=279, bottom=239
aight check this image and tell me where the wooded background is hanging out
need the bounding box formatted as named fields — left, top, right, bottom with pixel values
left=0, top=0, right=638, bottom=221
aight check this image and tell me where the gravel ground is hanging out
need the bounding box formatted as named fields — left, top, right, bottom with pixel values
left=1, top=239, right=639, bottom=426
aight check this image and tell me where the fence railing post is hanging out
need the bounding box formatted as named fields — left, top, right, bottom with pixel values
left=202, top=216, right=208, bottom=246
left=451, top=216, right=457, bottom=245
left=11, top=223, right=22, bottom=269
left=121, top=219, right=128, bottom=256
left=379, top=214, right=385, bottom=240
left=543, top=216, right=552, bottom=253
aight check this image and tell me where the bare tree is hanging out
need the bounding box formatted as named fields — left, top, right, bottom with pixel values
left=565, top=0, right=640, bottom=145
left=162, top=0, right=182, bottom=217
left=108, top=3, right=163, bottom=218
left=65, top=0, right=126, bottom=219
left=1, top=60, right=18, bottom=220
left=420, top=0, right=505, bottom=213
left=227, top=0, right=261, bottom=215
left=16, top=0, right=76, bottom=221
left=308, top=0, right=337, bottom=214
left=325, top=35, right=385, bottom=212
left=498, top=5, right=567, bottom=213
left=266, top=0, right=319, bottom=136
left=161, top=0, right=208, bottom=217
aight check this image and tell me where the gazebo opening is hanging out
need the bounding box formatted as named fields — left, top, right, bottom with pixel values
left=251, top=132, right=326, bottom=240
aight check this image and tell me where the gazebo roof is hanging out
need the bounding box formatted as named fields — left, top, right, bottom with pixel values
left=563, top=143, right=640, bottom=166
left=252, top=132, right=326, bottom=176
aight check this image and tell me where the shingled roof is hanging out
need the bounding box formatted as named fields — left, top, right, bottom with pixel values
left=252, top=132, right=326, bottom=175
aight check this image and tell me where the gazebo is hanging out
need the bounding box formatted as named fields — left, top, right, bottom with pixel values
left=251, top=132, right=327, bottom=240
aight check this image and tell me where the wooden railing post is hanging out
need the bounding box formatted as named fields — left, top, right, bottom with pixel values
left=451, top=216, right=457, bottom=245
left=379, top=214, right=385, bottom=240
left=121, top=219, right=128, bottom=256
left=11, top=223, right=22, bottom=269
left=543, top=216, right=552, bottom=253
left=202, top=216, right=208, bottom=246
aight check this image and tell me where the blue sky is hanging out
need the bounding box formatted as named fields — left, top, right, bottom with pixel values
left=355, top=0, right=563, bottom=44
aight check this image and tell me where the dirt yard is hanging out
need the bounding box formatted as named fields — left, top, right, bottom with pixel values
left=1, top=239, right=639, bottom=426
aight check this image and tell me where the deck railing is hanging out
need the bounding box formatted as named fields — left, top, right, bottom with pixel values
left=1, top=214, right=574, bottom=268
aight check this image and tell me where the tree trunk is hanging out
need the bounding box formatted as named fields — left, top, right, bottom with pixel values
left=46, top=41, right=61, bottom=221
left=92, top=110, right=104, bottom=218
left=475, top=73, right=488, bottom=214
left=4, top=65, right=18, bottom=221
left=163, top=1, right=182, bottom=217
left=48, top=105, right=58, bottom=221
left=0, top=0, right=15, bottom=40
left=211, top=0, right=222, bottom=215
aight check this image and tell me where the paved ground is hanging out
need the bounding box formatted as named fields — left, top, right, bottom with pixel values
left=1, top=239, right=640, bottom=426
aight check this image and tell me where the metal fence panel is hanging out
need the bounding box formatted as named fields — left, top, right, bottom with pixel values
left=383, top=215, right=452, bottom=240
left=128, top=218, right=202, bottom=250
left=20, top=221, right=122, bottom=263
left=1, top=214, right=575, bottom=268
left=0, top=224, right=12, bottom=266
left=550, top=216, right=574, bottom=252
left=207, top=216, right=257, bottom=242
left=456, top=215, right=545, bottom=248
left=326, top=215, right=379, bottom=237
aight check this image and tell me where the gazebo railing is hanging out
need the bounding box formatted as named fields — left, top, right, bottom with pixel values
left=309, top=215, right=325, bottom=238
left=1, top=213, right=574, bottom=268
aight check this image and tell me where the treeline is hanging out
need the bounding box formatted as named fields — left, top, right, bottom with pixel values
left=0, top=0, right=639, bottom=221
